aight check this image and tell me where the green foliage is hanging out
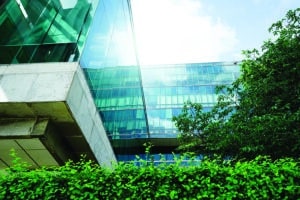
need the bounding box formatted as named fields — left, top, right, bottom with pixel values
left=173, top=8, right=300, bottom=160
left=8, top=149, right=32, bottom=172
left=0, top=155, right=299, bottom=199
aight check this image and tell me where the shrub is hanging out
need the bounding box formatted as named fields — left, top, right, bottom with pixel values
left=0, top=155, right=299, bottom=199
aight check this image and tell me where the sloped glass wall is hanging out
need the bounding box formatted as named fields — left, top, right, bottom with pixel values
left=80, top=0, right=147, bottom=140
left=80, top=0, right=136, bottom=68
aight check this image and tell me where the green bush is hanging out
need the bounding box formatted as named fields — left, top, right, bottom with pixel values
left=0, top=156, right=299, bottom=199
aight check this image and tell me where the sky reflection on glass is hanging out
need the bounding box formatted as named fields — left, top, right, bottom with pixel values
left=80, top=0, right=136, bottom=68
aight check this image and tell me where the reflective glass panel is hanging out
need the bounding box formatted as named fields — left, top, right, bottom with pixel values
left=0, top=0, right=98, bottom=64
left=140, top=62, right=240, bottom=137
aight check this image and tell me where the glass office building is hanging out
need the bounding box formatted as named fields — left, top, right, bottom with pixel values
left=0, top=0, right=240, bottom=162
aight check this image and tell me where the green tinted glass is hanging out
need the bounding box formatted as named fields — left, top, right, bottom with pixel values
left=84, top=66, right=148, bottom=139
left=0, top=0, right=97, bottom=64
left=140, top=63, right=240, bottom=136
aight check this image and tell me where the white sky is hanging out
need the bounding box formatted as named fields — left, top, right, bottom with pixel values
left=131, top=0, right=300, bottom=65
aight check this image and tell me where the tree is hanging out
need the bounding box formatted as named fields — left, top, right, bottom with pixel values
left=173, top=8, right=300, bottom=160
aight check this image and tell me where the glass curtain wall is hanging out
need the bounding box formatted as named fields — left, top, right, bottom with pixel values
left=0, top=0, right=98, bottom=64
left=141, top=62, right=240, bottom=138
left=80, top=0, right=136, bottom=67
left=80, top=0, right=147, bottom=139
left=84, top=66, right=147, bottom=139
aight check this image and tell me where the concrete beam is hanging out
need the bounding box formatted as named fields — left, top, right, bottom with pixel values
left=0, top=62, right=116, bottom=167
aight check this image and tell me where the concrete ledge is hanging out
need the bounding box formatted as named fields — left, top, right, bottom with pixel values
left=0, top=62, right=116, bottom=168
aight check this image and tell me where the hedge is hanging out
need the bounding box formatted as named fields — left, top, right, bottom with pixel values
left=0, top=155, right=299, bottom=199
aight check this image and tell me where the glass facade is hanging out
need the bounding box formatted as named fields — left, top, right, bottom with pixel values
left=84, top=63, right=240, bottom=139
left=80, top=0, right=137, bottom=68
left=142, top=63, right=240, bottom=138
left=84, top=66, right=148, bottom=139
left=0, top=0, right=98, bottom=64
left=80, top=0, right=148, bottom=142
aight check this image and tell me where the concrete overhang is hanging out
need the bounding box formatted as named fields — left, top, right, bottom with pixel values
left=0, top=62, right=116, bottom=169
